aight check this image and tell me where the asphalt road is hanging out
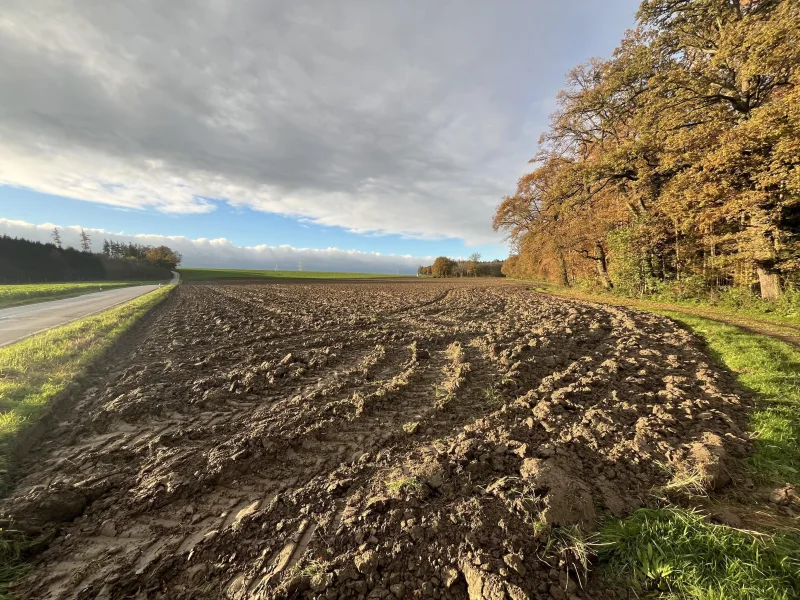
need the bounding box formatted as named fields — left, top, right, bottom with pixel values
left=0, top=272, right=179, bottom=347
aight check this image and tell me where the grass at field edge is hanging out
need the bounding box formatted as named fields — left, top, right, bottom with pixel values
left=528, top=279, right=800, bottom=333
left=0, top=285, right=174, bottom=598
left=592, top=310, right=800, bottom=599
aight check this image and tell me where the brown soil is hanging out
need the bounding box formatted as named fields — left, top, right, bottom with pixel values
left=2, top=280, right=752, bottom=600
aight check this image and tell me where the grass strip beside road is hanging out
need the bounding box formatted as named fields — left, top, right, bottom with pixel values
left=0, top=285, right=172, bottom=597
left=178, top=267, right=407, bottom=281
left=0, top=281, right=163, bottom=309
left=0, top=285, right=173, bottom=476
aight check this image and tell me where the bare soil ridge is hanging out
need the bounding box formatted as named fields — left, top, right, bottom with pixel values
left=2, top=281, right=752, bottom=599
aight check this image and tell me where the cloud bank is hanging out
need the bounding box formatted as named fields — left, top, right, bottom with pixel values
left=0, top=1, right=637, bottom=245
left=0, top=219, right=433, bottom=274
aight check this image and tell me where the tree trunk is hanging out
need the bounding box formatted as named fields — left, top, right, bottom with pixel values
left=756, top=264, right=781, bottom=300
left=557, top=251, right=569, bottom=287
left=595, top=242, right=613, bottom=289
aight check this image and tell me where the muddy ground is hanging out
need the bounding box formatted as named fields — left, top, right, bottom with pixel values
left=3, top=280, right=751, bottom=599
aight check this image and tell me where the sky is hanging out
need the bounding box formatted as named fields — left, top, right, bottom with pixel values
left=0, top=1, right=641, bottom=273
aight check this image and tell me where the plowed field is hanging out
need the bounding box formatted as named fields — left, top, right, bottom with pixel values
left=3, top=280, right=751, bottom=599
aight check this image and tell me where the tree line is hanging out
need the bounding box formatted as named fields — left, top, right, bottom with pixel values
left=100, top=238, right=182, bottom=268
left=494, top=0, right=799, bottom=301
left=418, top=254, right=504, bottom=278
left=0, top=228, right=182, bottom=283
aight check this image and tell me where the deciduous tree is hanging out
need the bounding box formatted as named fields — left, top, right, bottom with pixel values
left=494, top=0, right=800, bottom=300
left=145, top=246, right=182, bottom=270
left=431, top=256, right=457, bottom=278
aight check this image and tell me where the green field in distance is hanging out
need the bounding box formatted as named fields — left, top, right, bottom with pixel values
left=178, top=268, right=408, bottom=281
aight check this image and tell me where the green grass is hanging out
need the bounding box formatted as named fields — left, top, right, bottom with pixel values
left=595, top=310, right=800, bottom=599
left=647, top=294, right=800, bottom=329
left=528, top=280, right=800, bottom=329
left=533, top=280, right=800, bottom=485
left=385, top=475, right=425, bottom=495
left=0, top=285, right=173, bottom=597
left=0, top=528, right=28, bottom=599
left=682, top=296, right=800, bottom=328
left=658, top=311, right=800, bottom=486
left=0, top=285, right=173, bottom=475
left=0, top=281, right=162, bottom=309
left=599, top=508, right=800, bottom=600
left=544, top=524, right=595, bottom=588
left=178, top=267, right=406, bottom=281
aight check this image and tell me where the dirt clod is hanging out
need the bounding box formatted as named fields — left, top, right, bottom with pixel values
left=711, top=508, right=743, bottom=528
left=461, top=561, right=507, bottom=600
left=770, top=484, right=800, bottom=506
left=519, top=458, right=596, bottom=527
left=686, top=432, right=731, bottom=490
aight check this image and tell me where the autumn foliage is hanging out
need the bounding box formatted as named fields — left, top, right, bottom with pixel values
left=495, top=0, right=800, bottom=300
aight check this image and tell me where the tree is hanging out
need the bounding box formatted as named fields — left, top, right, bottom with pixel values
left=467, top=253, right=482, bottom=277
left=51, top=227, right=62, bottom=249
left=502, top=255, right=520, bottom=278
left=495, top=0, right=800, bottom=300
left=638, top=0, right=800, bottom=298
left=431, top=256, right=457, bottom=278
left=144, top=246, right=182, bottom=269
left=0, top=235, right=174, bottom=282
left=80, top=228, right=91, bottom=252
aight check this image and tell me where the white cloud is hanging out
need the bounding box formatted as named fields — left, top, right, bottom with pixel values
left=0, top=219, right=434, bottom=274
left=0, top=1, right=638, bottom=245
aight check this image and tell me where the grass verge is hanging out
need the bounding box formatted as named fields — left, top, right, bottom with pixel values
left=533, top=281, right=800, bottom=334
left=593, top=309, right=800, bottom=599
left=0, top=285, right=173, bottom=475
left=178, top=267, right=407, bottom=281
left=657, top=311, right=800, bottom=485
left=0, top=285, right=173, bottom=597
left=599, top=508, right=800, bottom=600
left=0, top=281, right=164, bottom=309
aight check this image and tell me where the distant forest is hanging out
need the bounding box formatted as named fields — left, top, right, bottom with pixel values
left=0, top=229, right=182, bottom=283
left=418, top=254, right=504, bottom=278
left=494, top=0, right=799, bottom=302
